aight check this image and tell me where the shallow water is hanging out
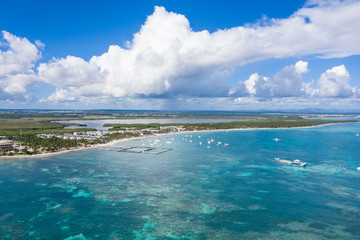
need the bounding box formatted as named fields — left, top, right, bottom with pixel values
left=0, top=121, right=360, bottom=239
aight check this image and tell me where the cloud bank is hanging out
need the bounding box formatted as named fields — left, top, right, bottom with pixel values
left=231, top=61, right=357, bottom=99
left=1, top=0, right=360, bottom=108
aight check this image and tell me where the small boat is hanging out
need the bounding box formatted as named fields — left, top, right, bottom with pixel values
left=273, top=138, right=281, bottom=142
left=275, top=158, right=307, bottom=167
left=293, top=159, right=307, bottom=167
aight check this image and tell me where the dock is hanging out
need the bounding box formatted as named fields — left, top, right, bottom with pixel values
left=275, top=158, right=307, bottom=167
left=110, top=146, right=172, bottom=154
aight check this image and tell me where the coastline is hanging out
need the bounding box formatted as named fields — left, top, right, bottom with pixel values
left=0, top=123, right=341, bottom=160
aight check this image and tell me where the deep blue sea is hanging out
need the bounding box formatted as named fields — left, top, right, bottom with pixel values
left=1, top=120, right=360, bottom=239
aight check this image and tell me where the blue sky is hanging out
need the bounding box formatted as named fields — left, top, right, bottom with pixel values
left=2, top=0, right=305, bottom=61
left=1, top=0, right=360, bottom=111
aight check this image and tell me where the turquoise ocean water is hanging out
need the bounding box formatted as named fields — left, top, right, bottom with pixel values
left=0, top=120, right=360, bottom=239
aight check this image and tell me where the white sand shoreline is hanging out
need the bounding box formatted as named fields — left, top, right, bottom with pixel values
left=0, top=123, right=338, bottom=160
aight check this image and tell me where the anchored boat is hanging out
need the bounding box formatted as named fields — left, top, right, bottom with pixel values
left=275, top=158, right=307, bottom=167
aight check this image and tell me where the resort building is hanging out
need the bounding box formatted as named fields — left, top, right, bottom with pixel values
left=0, top=140, right=14, bottom=151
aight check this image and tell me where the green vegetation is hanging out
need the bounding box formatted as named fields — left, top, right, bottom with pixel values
left=2, top=109, right=357, bottom=121
left=0, top=117, right=96, bottom=156
left=18, top=136, right=88, bottom=154
left=106, top=119, right=357, bottom=131
left=0, top=115, right=149, bottom=156
left=103, top=123, right=174, bottom=130
left=5, top=132, right=143, bottom=156
left=182, top=119, right=357, bottom=130
left=0, top=110, right=357, bottom=157
left=0, top=118, right=95, bottom=136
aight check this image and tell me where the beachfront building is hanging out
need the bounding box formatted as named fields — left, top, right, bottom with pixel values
left=160, top=126, right=185, bottom=132
left=35, top=126, right=187, bottom=143
left=0, top=140, right=14, bottom=151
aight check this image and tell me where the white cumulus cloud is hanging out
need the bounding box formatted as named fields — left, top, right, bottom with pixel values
left=272, top=60, right=309, bottom=97
left=235, top=61, right=310, bottom=98
left=244, top=73, right=273, bottom=97
left=2, top=0, right=360, bottom=106
left=38, top=56, right=105, bottom=88
left=37, top=1, right=360, bottom=102
left=236, top=62, right=358, bottom=99
left=315, top=65, right=354, bottom=97
left=43, top=88, right=76, bottom=102
left=0, top=31, right=42, bottom=97
left=0, top=31, right=41, bottom=76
